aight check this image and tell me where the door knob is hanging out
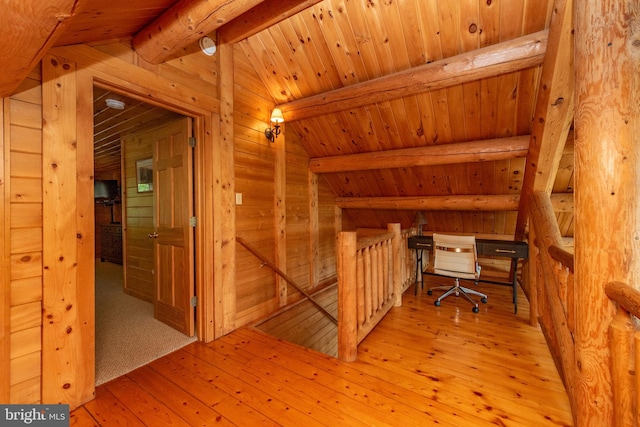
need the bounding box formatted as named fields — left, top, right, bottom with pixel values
left=148, top=232, right=158, bottom=239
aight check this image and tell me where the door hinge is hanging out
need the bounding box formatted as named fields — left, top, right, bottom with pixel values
left=189, top=136, right=196, bottom=147
left=190, top=296, right=198, bottom=307
left=189, top=216, right=197, bottom=227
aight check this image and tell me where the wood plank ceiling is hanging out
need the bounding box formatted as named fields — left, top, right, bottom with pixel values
left=4, top=0, right=573, bottom=238
left=235, top=0, right=572, bottom=236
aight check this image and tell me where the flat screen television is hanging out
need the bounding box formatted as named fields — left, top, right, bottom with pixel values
left=94, top=180, right=119, bottom=201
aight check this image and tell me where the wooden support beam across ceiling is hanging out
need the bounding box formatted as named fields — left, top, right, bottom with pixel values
left=133, top=0, right=320, bottom=64
left=335, top=193, right=571, bottom=212
left=132, top=0, right=264, bottom=64
left=335, top=195, right=521, bottom=211
left=277, top=31, right=548, bottom=122
left=218, top=0, right=323, bottom=44
left=0, top=0, right=82, bottom=97
left=309, top=136, right=529, bottom=173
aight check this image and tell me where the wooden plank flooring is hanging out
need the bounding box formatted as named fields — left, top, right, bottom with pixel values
left=71, top=277, right=573, bottom=426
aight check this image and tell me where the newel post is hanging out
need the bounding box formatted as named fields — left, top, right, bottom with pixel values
left=337, top=231, right=358, bottom=362
left=388, top=223, right=402, bottom=306
left=574, top=0, right=640, bottom=425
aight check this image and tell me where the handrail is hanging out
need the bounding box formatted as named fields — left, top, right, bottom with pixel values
left=356, top=231, right=394, bottom=251
left=237, top=236, right=338, bottom=324
left=605, top=281, right=640, bottom=318
left=548, top=244, right=574, bottom=272
left=531, top=192, right=567, bottom=251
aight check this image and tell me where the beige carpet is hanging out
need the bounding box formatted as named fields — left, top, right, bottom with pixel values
left=95, top=260, right=197, bottom=385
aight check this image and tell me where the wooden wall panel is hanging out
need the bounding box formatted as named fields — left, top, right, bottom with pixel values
left=286, top=134, right=311, bottom=298
left=233, top=43, right=339, bottom=327
left=5, top=71, right=44, bottom=404
left=317, top=175, right=337, bottom=284
left=123, top=131, right=155, bottom=302
left=234, top=129, right=277, bottom=317
left=233, top=44, right=278, bottom=325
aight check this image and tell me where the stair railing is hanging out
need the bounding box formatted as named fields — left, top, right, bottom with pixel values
left=337, top=223, right=402, bottom=361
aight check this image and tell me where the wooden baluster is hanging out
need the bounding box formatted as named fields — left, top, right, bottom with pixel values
left=363, top=247, right=372, bottom=323
left=383, top=239, right=390, bottom=302
left=356, top=249, right=365, bottom=328
left=377, top=242, right=385, bottom=308
left=370, top=244, right=378, bottom=313
left=609, top=309, right=634, bottom=427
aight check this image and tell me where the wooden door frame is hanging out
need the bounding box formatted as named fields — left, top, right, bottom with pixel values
left=43, top=45, right=228, bottom=408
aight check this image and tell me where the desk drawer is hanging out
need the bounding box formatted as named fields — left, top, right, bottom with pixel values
left=408, top=236, right=433, bottom=250
left=480, top=242, right=528, bottom=259
left=412, top=241, right=433, bottom=250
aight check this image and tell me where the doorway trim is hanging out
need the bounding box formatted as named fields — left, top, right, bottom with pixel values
left=42, top=44, right=224, bottom=408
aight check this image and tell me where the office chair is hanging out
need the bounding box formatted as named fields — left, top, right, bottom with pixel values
left=427, top=233, right=487, bottom=313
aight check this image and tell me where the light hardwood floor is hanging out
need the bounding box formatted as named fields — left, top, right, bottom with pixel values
left=70, top=277, right=573, bottom=426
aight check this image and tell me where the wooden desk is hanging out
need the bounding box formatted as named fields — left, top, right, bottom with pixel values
left=408, top=235, right=528, bottom=313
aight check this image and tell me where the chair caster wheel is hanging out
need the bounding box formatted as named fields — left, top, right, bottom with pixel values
left=427, top=290, right=433, bottom=296
left=472, top=306, right=479, bottom=313
left=434, top=300, right=441, bottom=307
left=481, top=297, right=487, bottom=304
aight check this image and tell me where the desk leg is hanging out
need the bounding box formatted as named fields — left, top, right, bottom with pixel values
left=511, top=258, right=518, bottom=314
left=415, top=249, right=423, bottom=295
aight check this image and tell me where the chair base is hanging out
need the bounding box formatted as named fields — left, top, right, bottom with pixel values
left=427, top=278, right=487, bottom=312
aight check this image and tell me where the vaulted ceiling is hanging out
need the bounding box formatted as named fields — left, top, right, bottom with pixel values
left=2, top=0, right=574, bottom=238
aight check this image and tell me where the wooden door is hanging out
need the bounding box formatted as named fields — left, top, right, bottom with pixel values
left=152, top=118, right=195, bottom=336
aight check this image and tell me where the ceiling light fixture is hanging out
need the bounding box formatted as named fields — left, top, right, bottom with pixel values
left=265, top=108, right=284, bottom=142
left=105, top=98, right=125, bottom=110
left=199, top=36, right=217, bottom=56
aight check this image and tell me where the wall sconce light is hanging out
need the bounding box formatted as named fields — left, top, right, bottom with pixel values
left=265, top=108, right=284, bottom=142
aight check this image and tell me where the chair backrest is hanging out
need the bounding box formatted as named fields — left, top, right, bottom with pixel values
left=433, top=233, right=479, bottom=280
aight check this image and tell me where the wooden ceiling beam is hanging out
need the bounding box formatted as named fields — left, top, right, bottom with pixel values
left=278, top=31, right=548, bottom=122
left=335, top=195, right=520, bottom=211
left=0, top=0, right=82, bottom=97
left=132, top=0, right=264, bottom=64
left=515, top=0, right=574, bottom=240
left=310, top=136, right=529, bottom=173
left=218, top=0, right=322, bottom=44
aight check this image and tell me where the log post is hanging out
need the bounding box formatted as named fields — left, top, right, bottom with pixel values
left=574, top=1, right=640, bottom=424
left=337, top=231, right=358, bottom=362
left=388, top=223, right=402, bottom=307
